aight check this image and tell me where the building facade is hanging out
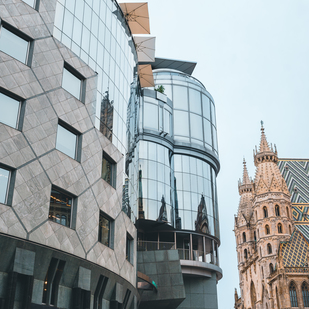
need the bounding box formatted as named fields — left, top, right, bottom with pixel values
left=0, top=0, right=222, bottom=308
left=234, top=126, right=309, bottom=309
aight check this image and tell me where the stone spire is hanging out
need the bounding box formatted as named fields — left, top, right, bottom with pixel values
left=237, top=159, right=254, bottom=226
left=253, top=123, right=290, bottom=196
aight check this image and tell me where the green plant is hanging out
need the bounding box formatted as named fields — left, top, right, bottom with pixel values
left=155, top=85, right=165, bottom=94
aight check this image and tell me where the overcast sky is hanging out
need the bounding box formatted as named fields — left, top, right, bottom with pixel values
left=133, top=1, right=309, bottom=308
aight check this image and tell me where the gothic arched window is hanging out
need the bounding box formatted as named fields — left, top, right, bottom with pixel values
left=278, top=223, right=283, bottom=234
left=254, top=231, right=256, bottom=241
left=290, top=282, right=298, bottom=307
left=269, top=263, right=274, bottom=274
left=244, top=249, right=248, bottom=260
left=287, top=207, right=290, bottom=218
left=275, top=205, right=280, bottom=216
left=265, top=225, right=270, bottom=235
left=243, top=232, right=246, bottom=243
left=263, top=206, right=268, bottom=218
left=302, top=282, right=309, bottom=307
left=267, top=243, right=272, bottom=254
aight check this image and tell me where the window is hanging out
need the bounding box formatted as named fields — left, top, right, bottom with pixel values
left=42, top=258, right=66, bottom=306
left=56, top=123, right=80, bottom=160
left=263, top=206, right=268, bottom=218
left=22, top=0, right=37, bottom=8
left=94, top=275, right=108, bottom=309
left=0, top=91, right=23, bottom=129
left=254, top=231, right=256, bottom=241
left=242, top=232, right=246, bottom=243
left=98, top=211, right=114, bottom=249
left=0, top=165, right=14, bottom=206
left=269, top=263, right=274, bottom=274
left=49, top=187, right=74, bottom=228
left=267, top=243, right=272, bottom=254
left=265, top=225, right=270, bottom=235
left=275, top=205, right=280, bottom=216
left=278, top=223, right=283, bottom=234
left=244, top=249, right=247, bottom=260
left=0, top=22, right=31, bottom=64
left=102, top=152, right=116, bottom=188
left=290, top=282, right=298, bottom=307
left=62, top=64, right=84, bottom=101
left=287, top=207, right=290, bottom=218
left=126, top=232, right=133, bottom=264
left=302, top=282, right=309, bottom=307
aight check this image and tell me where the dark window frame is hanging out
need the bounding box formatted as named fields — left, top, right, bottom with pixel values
left=0, top=20, right=34, bottom=66
left=290, top=282, right=298, bottom=307
left=56, top=120, right=82, bottom=162
left=62, top=62, right=86, bottom=103
left=0, top=163, right=16, bottom=206
left=49, top=185, right=77, bottom=229
left=102, top=152, right=117, bottom=188
left=98, top=211, right=114, bottom=249
left=126, top=232, right=134, bottom=264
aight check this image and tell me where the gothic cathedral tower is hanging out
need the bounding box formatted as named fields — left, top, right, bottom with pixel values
left=234, top=125, right=294, bottom=309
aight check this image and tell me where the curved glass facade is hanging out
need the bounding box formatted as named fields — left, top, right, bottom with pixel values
left=128, top=69, right=220, bottom=239
left=153, top=69, right=218, bottom=154
left=53, top=0, right=137, bottom=155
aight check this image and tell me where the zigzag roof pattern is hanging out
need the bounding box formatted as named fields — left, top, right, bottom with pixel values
left=278, top=160, right=309, bottom=203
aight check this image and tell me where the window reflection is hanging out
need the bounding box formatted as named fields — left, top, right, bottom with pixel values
left=0, top=167, right=10, bottom=204
left=56, top=124, right=77, bottom=159
left=0, top=92, right=20, bottom=129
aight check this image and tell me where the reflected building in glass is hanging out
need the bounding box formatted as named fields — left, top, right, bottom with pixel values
left=127, top=58, right=222, bottom=309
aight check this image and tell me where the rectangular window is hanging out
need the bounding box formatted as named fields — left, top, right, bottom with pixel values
left=102, top=152, right=116, bottom=188
left=62, top=63, right=84, bottom=101
left=0, top=22, right=32, bottom=64
left=0, top=167, right=10, bottom=204
left=0, top=91, right=22, bottom=129
left=126, top=233, right=133, bottom=264
left=22, top=0, right=36, bottom=8
left=56, top=122, right=81, bottom=160
left=49, top=187, right=74, bottom=228
left=98, top=211, right=114, bottom=249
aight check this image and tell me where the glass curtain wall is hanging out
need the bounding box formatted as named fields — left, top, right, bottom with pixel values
left=53, top=0, right=138, bottom=155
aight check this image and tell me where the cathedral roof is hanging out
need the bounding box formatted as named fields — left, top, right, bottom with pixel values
left=281, top=230, right=309, bottom=267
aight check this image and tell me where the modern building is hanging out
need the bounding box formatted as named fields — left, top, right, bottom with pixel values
left=0, top=0, right=222, bottom=308
left=234, top=126, right=309, bottom=309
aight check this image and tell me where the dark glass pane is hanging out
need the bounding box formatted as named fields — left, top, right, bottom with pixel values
left=49, top=188, right=72, bottom=227
left=102, top=155, right=115, bottom=187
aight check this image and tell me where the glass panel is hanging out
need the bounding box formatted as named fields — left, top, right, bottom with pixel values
left=211, top=102, right=217, bottom=127
left=202, top=94, right=211, bottom=120
left=62, top=67, right=81, bottom=99
left=99, top=213, right=110, bottom=246
left=173, top=86, right=188, bottom=110
left=174, top=111, right=189, bottom=137
left=203, top=119, right=212, bottom=146
left=189, top=88, right=201, bottom=114
left=56, top=124, right=77, bottom=159
left=102, top=154, right=116, bottom=187
left=49, top=188, right=72, bottom=227
left=0, top=27, right=29, bottom=63
left=164, top=109, right=170, bottom=135
left=144, top=103, right=158, bottom=131
left=190, top=113, right=203, bottom=140
left=0, top=168, right=9, bottom=204
left=0, top=93, right=20, bottom=128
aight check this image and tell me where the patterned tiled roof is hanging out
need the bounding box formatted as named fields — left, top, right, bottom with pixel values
left=281, top=230, right=308, bottom=267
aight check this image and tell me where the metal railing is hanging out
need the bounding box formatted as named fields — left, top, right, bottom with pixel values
left=137, top=240, right=175, bottom=251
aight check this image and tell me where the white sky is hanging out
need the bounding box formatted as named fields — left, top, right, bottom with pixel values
left=131, top=1, right=309, bottom=308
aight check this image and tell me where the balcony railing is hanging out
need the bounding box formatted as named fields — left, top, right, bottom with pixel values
left=137, top=240, right=219, bottom=265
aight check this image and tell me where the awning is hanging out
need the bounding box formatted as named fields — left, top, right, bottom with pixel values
left=134, top=36, right=156, bottom=62
left=138, top=64, right=154, bottom=88
left=119, top=2, right=150, bottom=34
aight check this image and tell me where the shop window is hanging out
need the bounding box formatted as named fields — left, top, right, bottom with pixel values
left=62, top=63, right=84, bottom=101
left=102, top=152, right=116, bottom=188
left=49, top=186, right=75, bottom=228
left=0, top=90, right=24, bottom=129
left=93, top=275, right=108, bottom=309
left=123, top=289, right=131, bottom=309
left=126, top=232, right=133, bottom=264
left=42, top=258, right=66, bottom=306
left=0, top=165, right=15, bottom=206
left=98, top=211, right=114, bottom=249
left=56, top=122, right=81, bottom=160
left=0, top=22, right=32, bottom=64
